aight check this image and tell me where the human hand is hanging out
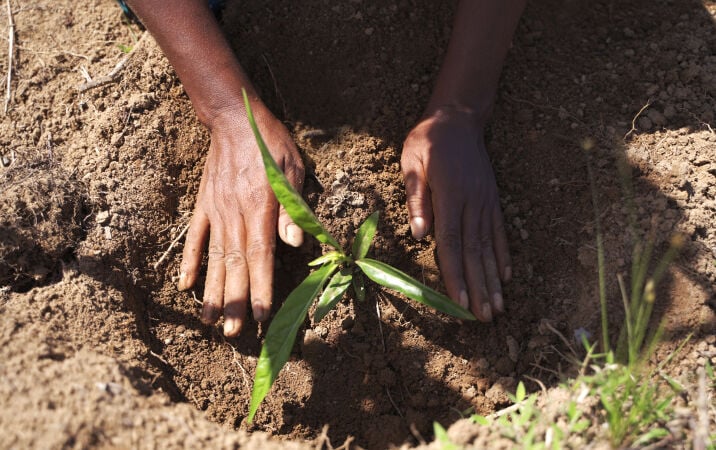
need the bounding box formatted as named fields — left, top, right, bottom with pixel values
left=177, top=102, right=305, bottom=337
left=401, top=107, right=511, bottom=322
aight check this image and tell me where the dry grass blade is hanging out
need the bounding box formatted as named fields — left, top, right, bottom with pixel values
left=153, top=222, right=190, bottom=270
left=4, top=0, right=14, bottom=114
left=77, top=31, right=148, bottom=92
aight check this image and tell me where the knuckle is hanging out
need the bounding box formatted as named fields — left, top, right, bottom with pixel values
left=463, top=237, right=483, bottom=254
left=207, top=244, right=224, bottom=260
left=224, top=250, right=247, bottom=271
left=436, top=229, right=462, bottom=251
left=246, top=240, right=275, bottom=261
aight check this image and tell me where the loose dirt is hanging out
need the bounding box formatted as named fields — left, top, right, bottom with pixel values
left=1, top=0, right=714, bottom=448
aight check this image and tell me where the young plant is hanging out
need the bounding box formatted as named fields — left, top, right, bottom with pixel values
left=242, top=89, right=475, bottom=422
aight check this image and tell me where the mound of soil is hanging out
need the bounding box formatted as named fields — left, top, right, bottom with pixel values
left=1, top=0, right=714, bottom=448
left=0, top=157, right=86, bottom=291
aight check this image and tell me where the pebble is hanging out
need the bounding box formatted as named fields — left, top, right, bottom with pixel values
left=519, top=228, right=529, bottom=240
left=110, top=132, right=124, bottom=148
left=1, top=155, right=10, bottom=167
left=96, top=210, right=111, bottom=225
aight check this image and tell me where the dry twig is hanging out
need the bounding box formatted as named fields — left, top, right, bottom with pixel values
left=77, top=31, right=148, bottom=92
left=4, top=0, right=14, bottom=114
left=153, top=222, right=190, bottom=270
left=623, top=99, right=651, bottom=140
left=385, top=388, right=404, bottom=418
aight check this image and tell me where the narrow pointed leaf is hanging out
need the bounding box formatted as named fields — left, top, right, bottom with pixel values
left=352, top=211, right=379, bottom=259
left=355, top=258, right=475, bottom=320
left=314, top=268, right=352, bottom=322
left=243, top=89, right=341, bottom=250
left=307, top=251, right=344, bottom=267
left=353, top=272, right=366, bottom=302
left=248, top=262, right=337, bottom=422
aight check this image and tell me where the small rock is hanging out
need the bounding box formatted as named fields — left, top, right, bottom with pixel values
left=1, top=155, right=10, bottom=167
left=96, top=210, right=111, bottom=225
left=110, top=132, right=124, bottom=148
left=364, top=27, right=374, bottom=35
left=103, top=226, right=112, bottom=240
left=519, top=228, right=529, bottom=240
left=314, top=325, right=328, bottom=338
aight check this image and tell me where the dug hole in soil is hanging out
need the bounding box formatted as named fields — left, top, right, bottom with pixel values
left=1, top=0, right=715, bottom=448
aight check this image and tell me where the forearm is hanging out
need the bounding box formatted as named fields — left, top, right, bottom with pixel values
left=125, top=0, right=254, bottom=126
left=427, top=0, right=527, bottom=125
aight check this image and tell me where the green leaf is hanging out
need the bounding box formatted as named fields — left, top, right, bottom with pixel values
left=633, top=428, right=669, bottom=447
left=572, top=419, right=590, bottom=433
left=352, top=211, right=379, bottom=259
left=355, top=258, right=475, bottom=320
left=248, top=262, right=337, bottom=422
left=352, top=272, right=366, bottom=302
left=314, top=268, right=352, bottom=322
left=433, top=422, right=459, bottom=450
left=515, top=381, right=526, bottom=402
left=471, top=414, right=490, bottom=426
left=307, top=251, right=344, bottom=267
left=242, top=89, right=341, bottom=250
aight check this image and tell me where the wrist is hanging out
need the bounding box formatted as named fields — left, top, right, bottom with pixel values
left=420, top=103, right=487, bottom=131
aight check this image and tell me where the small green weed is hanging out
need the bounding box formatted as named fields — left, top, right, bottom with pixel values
left=242, top=89, right=475, bottom=422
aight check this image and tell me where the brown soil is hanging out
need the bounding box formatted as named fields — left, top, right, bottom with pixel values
left=1, top=0, right=714, bottom=449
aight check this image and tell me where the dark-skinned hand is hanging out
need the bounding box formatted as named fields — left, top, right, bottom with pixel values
left=177, top=102, right=305, bottom=337
left=401, top=106, right=511, bottom=321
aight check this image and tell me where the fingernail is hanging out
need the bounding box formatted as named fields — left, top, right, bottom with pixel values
left=201, top=304, right=220, bottom=324
left=253, top=303, right=267, bottom=322
left=410, top=217, right=427, bottom=240
left=481, top=303, right=493, bottom=321
left=503, top=266, right=512, bottom=282
left=286, top=224, right=303, bottom=247
left=177, top=272, right=187, bottom=291
left=493, top=293, right=504, bottom=313
left=224, top=319, right=238, bottom=337
left=459, top=290, right=469, bottom=309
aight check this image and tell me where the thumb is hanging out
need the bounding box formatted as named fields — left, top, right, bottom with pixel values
left=277, top=156, right=305, bottom=247
left=401, top=156, right=433, bottom=240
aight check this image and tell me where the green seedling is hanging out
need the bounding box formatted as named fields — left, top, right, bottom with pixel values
left=242, top=89, right=475, bottom=422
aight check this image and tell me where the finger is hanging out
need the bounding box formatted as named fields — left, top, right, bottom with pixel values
left=401, top=156, right=433, bottom=239
left=277, top=155, right=305, bottom=247
left=492, top=207, right=512, bottom=282
left=245, top=200, right=277, bottom=322
left=179, top=209, right=209, bottom=291
left=463, top=206, right=493, bottom=322
left=202, top=232, right=226, bottom=325
left=223, top=219, right=249, bottom=337
left=277, top=204, right=303, bottom=248
left=433, top=198, right=468, bottom=310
